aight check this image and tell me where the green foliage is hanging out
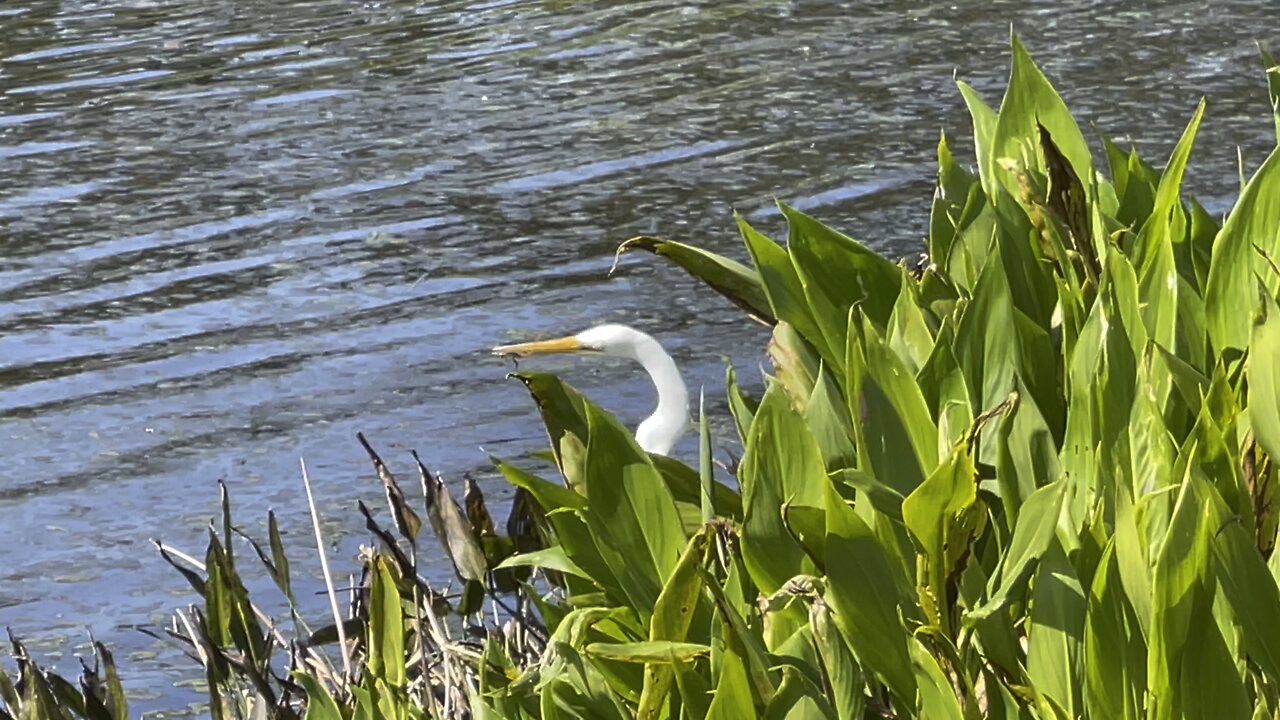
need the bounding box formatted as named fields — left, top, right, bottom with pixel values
left=472, top=33, right=1280, bottom=719
left=74, top=34, right=1280, bottom=720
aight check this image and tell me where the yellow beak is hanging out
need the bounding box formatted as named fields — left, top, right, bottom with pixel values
left=491, top=335, right=583, bottom=358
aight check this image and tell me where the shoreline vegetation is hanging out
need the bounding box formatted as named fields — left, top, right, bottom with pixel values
left=6, top=34, right=1280, bottom=719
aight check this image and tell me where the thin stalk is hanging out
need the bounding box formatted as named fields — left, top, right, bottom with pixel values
left=300, top=458, right=353, bottom=683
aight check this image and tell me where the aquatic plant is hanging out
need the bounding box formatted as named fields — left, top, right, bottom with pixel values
left=0, top=632, right=128, bottom=720
left=12, top=32, right=1280, bottom=720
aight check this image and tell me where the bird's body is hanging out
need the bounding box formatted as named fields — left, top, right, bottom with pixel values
left=492, top=324, right=689, bottom=455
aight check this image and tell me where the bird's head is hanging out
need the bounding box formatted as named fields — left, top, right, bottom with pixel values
left=492, top=323, right=649, bottom=360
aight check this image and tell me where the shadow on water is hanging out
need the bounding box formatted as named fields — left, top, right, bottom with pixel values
left=0, top=0, right=1274, bottom=713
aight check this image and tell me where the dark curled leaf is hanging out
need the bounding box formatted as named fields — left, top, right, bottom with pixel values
left=464, top=473, right=496, bottom=539
left=358, top=432, right=423, bottom=542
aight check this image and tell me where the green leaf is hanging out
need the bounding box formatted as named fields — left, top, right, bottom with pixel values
left=929, top=130, right=980, bottom=278
left=886, top=277, right=936, bottom=376
left=1025, top=540, right=1086, bottom=718
left=701, top=389, right=721, bottom=517
left=294, top=672, right=343, bottom=720
left=725, top=361, right=759, bottom=445
left=951, top=244, right=1021, bottom=462
left=995, top=389, right=1060, bottom=521
left=1083, top=543, right=1146, bottom=720
left=587, top=642, right=711, bottom=664
left=1249, top=293, right=1280, bottom=463
left=804, top=365, right=856, bottom=471
left=1147, top=470, right=1210, bottom=720
left=367, top=555, right=406, bottom=687
left=847, top=315, right=939, bottom=496
left=808, top=597, right=863, bottom=720
left=616, top=236, right=774, bottom=323
left=495, top=546, right=591, bottom=579
left=1179, top=592, right=1250, bottom=720
left=705, top=630, right=756, bottom=720
left=967, top=476, right=1070, bottom=617
left=651, top=453, right=743, bottom=521
left=902, top=443, right=980, bottom=635
left=739, top=382, right=824, bottom=593
left=1206, top=479, right=1280, bottom=685
left=830, top=468, right=905, bottom=523
left=783, top=202, right=902, bottom=356
left=822, top=477, right=916, bottom=704
left=1262, top=44, right=1280, bottom=145
left=957, top=80, right=999, bottom=201
left=990, top=33, right=1095, bottom=221
left=510, top=372, right=589, bottom=471
left=738, top=212, right=827, bottom=360
left=582, top=398, right=686, bottom=614
left=910, top=638, right=963, bottom=720
left=492, top=458, right=619, bottom=598
left=638, top=529, right=712, bottom=719
left=1205, top=145, right=1280, bottom=354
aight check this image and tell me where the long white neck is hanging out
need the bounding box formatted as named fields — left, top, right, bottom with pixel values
left=629, top=335, right=689, bottom=456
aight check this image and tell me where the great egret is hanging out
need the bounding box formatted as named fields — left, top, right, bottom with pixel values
left=492, top=324, right=689, bottom=456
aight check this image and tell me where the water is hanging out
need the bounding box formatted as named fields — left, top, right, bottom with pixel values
left=0, top=0, right=1274, bottom=713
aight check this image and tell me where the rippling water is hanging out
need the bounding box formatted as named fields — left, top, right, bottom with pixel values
left=0, top=0, right=1274, bottom=713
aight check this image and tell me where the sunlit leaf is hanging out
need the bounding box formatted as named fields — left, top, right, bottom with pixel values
left=616, top=236, right=774, bottom=322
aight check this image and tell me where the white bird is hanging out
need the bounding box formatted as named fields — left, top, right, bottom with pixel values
left=492, top=324, right=689, bottom=456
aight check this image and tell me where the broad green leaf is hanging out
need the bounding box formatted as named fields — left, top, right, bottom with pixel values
left=705, top=632, right=755, bottom=720
left=969, top=477, right=1067, bottom=621
left=809, top=599, right=864, bottom=720
left=1025, top=540, right=1085, bottom=718
left=1204, top=145, right=1280, bottom=354
left=738, top=212, right=828, bottom=362
left=1129, top=362, right=1177, bottom=496
left=804, top=365, right=856, bottom=471
left=995, top=389, right=1060, bottom=521
left=1147, top=469, right=1209, bottom=720
left=916, top=324, right=973, bottom=456
left=294, top=672, right=343, bottom=720
left=830, top=468, right=905, bottom=523
left=511, top=372, right=588, bottom=471
left=902, top=444, right=979, bottom=635
left=638, top=529, right=712, bottom=719
left=492, top=458, right=618, bottom=599
left=952, top=243, right=1020, bottom=462
left=616, top=236, right=773, bottom=322
left=651, top=454, right=742, bottom=521
left=886, top=272, right=936, bottom=375
left=1083, top=543, right=1146, bottom=720
left=1249, top=293, right=1280, bottom=463
left=847, top=315, right=939, bottom=496
left=769, top=321, right=823, bottom=414
left=582, top=399, right=685, bottom=614
left=929, top=131, right=980, bottom=277
left=783, top=202, right=901, bottom=357
left=1179, top=592, right=1250, bottom=720
left=367, top=555, right=406, bottom=687
left=495, top=546, right=591, bottom=579
left=739, top=382, right=824, bottom=593
left=990, top=34, right=1094, bottom=220
left=822, top=477, right=916, bottom=704
left=957, top=80, right=998, bottom=200
left=1205, top=477, right=1280, bottom=685
left=909, top=638, right=963, bottom=720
